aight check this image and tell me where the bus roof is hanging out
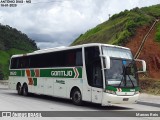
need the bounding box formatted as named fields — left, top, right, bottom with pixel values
left=11, top=43, right=130, bottom=58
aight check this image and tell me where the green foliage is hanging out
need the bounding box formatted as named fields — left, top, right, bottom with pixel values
left=0, top=24, right=38, bottom=51
left=0, top=50, right=10, bottom=79
left=155, top=23, right=160, bottom=42
left=126, top=20, right=136, bottom=32
left=0, top=64, right=4, bottom=80
left=141, top=4, right=160, bottom=18
left=112, top=30, right=132, bottom=45
left=110, top=9, right=128, bottom=20
left=71, top=4, right=160, bottom=46
left=0, top=24, right=38, bottom=79
left=0, top=49, right=28, bottom=79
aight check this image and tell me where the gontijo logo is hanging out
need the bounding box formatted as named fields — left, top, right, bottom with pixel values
left=51, top=68, right=80, bottom=78
left=51, top=70, right=72, bottom=77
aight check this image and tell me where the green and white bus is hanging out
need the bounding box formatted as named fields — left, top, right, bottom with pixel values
left=9, top=43, right=146, bottom=106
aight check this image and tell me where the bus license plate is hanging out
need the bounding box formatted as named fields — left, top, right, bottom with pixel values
left=123, top=98, right=129, bottom=101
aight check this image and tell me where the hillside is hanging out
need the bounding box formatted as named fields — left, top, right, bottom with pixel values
left=72, top=4, right=160, bottom=46
left=71, top=4, right=160, bottom=79
left=0, top=24, right=38, bottom=79
left=125, top=21, right=160, bottom=78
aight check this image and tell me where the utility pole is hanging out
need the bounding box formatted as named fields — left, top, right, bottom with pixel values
left=108, top=14, right=110, bottom=19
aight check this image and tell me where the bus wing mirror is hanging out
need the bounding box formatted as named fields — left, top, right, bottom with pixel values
left=100, top=55, right=110, bottom=69
left=135, top=59, right=146, bottom=73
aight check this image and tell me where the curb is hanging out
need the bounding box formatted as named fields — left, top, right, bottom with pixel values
left=137, top=101, right=160, bottom=108
left=0, top=80, right=8, bottom=85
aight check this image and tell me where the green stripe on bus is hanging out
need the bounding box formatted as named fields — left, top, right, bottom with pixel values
left=10, top=70, right=22, bottom=76
left=22, top=70, right=25, bottom=76
left=9, top=67, right=82, bottom=78
left=106, top=86, right=139, bottom=92
left=106, top=86, right=117, bottom=91
left=121, top=87, right=139, bottom=92
left=31, top=70, right=35, bottom=77
left=77, top=67, right=82, bottom=78
left=40, top=67, right=82, bottom=78
left=33, top=78, right=37, bottom=86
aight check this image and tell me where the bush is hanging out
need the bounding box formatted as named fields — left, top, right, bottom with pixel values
left=155, top=23, right=160, bottom=42
left=113, top=30, right=131, bottom=45
left=155, top=33, right=160, bottom=42
left=110, top=10, right=128, bottom=20
left=125, top=20, right=136, bottom=34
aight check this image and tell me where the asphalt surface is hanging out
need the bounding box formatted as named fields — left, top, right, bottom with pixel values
left=0, top=84, right=160, bottom=120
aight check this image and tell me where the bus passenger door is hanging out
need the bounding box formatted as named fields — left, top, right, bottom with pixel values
left=91, top=61, right=103, bottom=103
left=85, top=46, right=103, bottom=104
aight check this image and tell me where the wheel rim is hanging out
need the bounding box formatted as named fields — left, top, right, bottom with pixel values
left=73, top=91, right=81, bottom=103
left=23, top=85, right=28, bottom=95
left=18, top=85, right=21, bottom=94
left=23, top=87, right=26, bottom=95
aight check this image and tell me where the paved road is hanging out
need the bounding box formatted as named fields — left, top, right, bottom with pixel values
left=0, top=85, right=159, bottom=120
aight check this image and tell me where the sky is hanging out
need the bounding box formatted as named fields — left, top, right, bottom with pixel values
left=0, top=0, right=160, bottom=49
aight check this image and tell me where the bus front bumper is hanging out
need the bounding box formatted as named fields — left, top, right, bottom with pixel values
left=101, top=92, right=139, bottom=106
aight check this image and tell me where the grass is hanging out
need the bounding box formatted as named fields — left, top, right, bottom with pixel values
left=139, top=78, right=160, bottom=95
left=0, top=50, right=10, bottom=79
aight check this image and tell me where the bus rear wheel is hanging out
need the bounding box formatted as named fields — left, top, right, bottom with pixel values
left=17, top=84, right=22, bottom=95
left=22, top=84, right=28, bottom=96
left=72, top=89, right=82, bottom=105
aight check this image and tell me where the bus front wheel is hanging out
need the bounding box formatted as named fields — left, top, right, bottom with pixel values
left=72, top=89, right=82, bottom=105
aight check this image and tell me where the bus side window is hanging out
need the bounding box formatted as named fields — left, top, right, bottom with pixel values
left=67, top=52, right=75, bottom=66
left=17, top=57, right=30, bottom=69
left=76, top=51, right=82, bottom=66
left=11, top=58, right=18, bottom=69
left=64, top=49, right=82, bottom=67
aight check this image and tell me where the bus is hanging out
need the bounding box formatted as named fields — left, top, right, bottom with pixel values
left=9, top=43, right=146, bottom=106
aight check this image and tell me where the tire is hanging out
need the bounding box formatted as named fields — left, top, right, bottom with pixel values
left=22, top=84, right=28, bottom=96
left=72, top=89, right=82, bottom=105
left=17, top=84, right=22, bottom=95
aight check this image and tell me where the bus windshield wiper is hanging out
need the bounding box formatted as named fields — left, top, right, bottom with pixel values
left=127, top=61, right=135, bottom=88
left=118, top=64, right=135, bottom=88
left=127, top=74, right=135, bottom=88
left=118, top=65, right=126, bottom=87
left=118, top=75, right=124, bottom=87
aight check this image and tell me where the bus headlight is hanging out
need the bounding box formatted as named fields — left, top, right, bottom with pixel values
left=106, top=90, right=116, bottom=95
left=134, top=91, right=139, bottom=95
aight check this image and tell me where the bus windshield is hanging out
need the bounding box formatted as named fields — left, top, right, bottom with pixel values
left=102, top=46, right=138, bottom=88
left=105, top=58, right=138, bottom=87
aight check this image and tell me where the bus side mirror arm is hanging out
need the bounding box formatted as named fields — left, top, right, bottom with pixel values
left=100, top=55, right=110, bottom=69
left=135, top=59, right=146, bottom=73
